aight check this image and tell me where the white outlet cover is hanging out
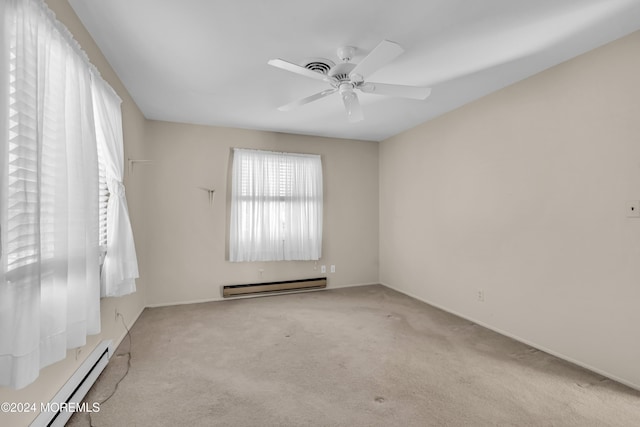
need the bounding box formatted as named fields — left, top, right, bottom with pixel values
left=330, top=265, right=335, bottom=273
left=626, top=200, right=640, bottom=218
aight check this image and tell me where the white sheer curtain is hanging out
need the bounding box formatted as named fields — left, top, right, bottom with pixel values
left=0, top=0, right=101, bottom=389
left=92, top=77, right=138, bottom=297
left=230, top=149, right=323, bottom=262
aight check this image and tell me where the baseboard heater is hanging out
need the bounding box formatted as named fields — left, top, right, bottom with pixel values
left=222, top=277, right=327, bottom=298
left=31, top=340, right=113, bottom=427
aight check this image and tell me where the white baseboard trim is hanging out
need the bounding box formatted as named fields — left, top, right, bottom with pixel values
left=147, top=288, right=326, bottom=307
left=146, top=296, right=224, bottom=308
left=379, top=282, right=640, bottom=393
left=329, top=281, right=380, bottom=289
left=146, top=281, right=381, bottom=308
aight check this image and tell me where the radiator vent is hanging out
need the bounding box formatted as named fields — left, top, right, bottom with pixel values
left=31, top=340, right=112, bottom=427
left=222, top=277, right=326, bottom=298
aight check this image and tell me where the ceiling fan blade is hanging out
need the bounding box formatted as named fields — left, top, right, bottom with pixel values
left=349, top=40, right=404, bottom=81
left=341, top=91, right=364, bottom=123
left=278, top=88, right=337, bottom=111
left=268, top=58, right=335, bottom=83
left=359, top=82, right=431, bottom=100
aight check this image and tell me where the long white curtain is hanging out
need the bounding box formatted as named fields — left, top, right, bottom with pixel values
left=0, top=0, right=101, bottom=389
left=230, top=149, right=323, bottom=262
left=92, top=78, right=138, bottom=297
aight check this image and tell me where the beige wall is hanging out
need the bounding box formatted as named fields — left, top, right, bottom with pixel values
left=0, top=0, right=149, bottom=425
left=144, top=122, right=379, bottom=306
left=380, top=31, right=640, bottom=390
left=3, top=2, right=638, bottom=424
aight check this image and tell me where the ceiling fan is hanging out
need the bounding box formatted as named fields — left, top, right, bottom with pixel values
left=268, top=40, right=431, bottom=122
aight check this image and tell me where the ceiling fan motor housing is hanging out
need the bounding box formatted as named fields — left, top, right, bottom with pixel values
left=329, top=62, right=356, bottom=85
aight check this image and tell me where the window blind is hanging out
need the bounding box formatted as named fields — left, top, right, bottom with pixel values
left=97, top=143, right=109, bottom=252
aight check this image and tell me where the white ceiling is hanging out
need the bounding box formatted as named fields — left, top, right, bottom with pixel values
left=68, top=0, right=640, bottom=142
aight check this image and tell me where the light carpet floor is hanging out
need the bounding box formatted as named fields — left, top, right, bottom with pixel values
left=69, top=285, right=640, bottom=426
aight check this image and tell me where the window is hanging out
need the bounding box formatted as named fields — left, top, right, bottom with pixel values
left=1, top=0, right=102, bottom=389
left=0, top=0, right=137, bottom=390
left=229, top=149, right=323, bottom=262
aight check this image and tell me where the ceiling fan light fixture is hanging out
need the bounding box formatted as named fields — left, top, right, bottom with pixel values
left=338, top=82, right=355, bottom=95
left=339, top=85, right=363, bottom=123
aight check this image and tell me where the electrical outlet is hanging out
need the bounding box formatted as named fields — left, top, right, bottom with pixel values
left=477, top=290, right=485, bottom=302
left=330, top=265, right=335, bottom=273
left=321, top=265, right=326, bottom=274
